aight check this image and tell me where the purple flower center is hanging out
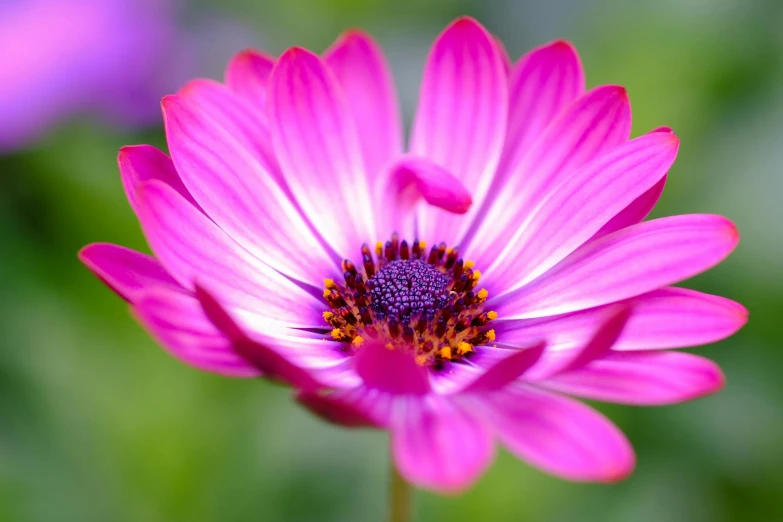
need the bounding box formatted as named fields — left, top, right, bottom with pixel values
left=321, top=234, right=497, bottom=365
left=367, top=259, right=450, bottom=322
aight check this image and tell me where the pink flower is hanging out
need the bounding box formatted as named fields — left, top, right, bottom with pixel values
left=80, top=17, right=746, bottom=492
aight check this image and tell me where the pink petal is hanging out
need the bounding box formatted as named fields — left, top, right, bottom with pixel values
left=494, top=214, right=739, bottom=319
left=542, top=351, right=725, bottom=405
left=392, top=395, right=495, bottom=492
left=162, top=92, right=337, bottom=286
left=499, top=39, right=585, bottom=182
left=468, top=386, right=634, bottom=482
left=410, top=17, right=508, bottom=245
left=133, top=287, right=260, bottom=377
left=522, top=305, right=631, bottom=381
left=496, top=287, right=747, bottom=352
left=380, top=155, right=472, bottom=236
left=355, top=342, right=430, bottom=395
left=196, top=285, right=356, bottom=390
left=79, top=243, right=182, bottom=302
left=176, top=80, right=277, bottom=173
left=325, top=30, right=402, bottom=180
left=225, top=49, right=275, bottom=107
left=269, top=47, right=377, bottom=258
left=118, top=144, right=199, bottom=215
left=591, top=127, right=675, bottom=240
left=459, top=341, right=546, bottom=393
left=135, top=179, right=325, bottom=329
left=466, top=85, right=633, bottom=260
left=299, top=386, right=397, bottom=428
left=484, top=130, right=677, bottom=296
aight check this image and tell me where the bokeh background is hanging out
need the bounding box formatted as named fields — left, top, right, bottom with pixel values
left=1, top=0, right=781, bottom=520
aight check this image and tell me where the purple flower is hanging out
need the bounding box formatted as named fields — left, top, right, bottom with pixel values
left=80, top=17, right=746, bottom=492
left=0, top=0, right=187, bottom=151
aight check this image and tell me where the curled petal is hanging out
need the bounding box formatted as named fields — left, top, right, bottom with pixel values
left=459, top=341, right=546, bottom=394
left=355, top=342, right=430, bottom=395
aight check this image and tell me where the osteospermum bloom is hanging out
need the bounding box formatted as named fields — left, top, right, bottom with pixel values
left=80, top=17, right=746, bottom=492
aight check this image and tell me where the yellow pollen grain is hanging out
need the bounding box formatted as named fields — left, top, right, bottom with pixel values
left=415, top=355, right=427, bottom=366
left=456, top=342, right=473, bottom=356
left=446, top=247, right=453, bottom=254
left=486, top=329, right=496, bottom=342
left=464, top=260, right=475, bottom=269
left=472, top=270, right=482, bottom=282
left=352, top=335, right=365, bottom=347
left=385, top=342, right=394, bottom=350
left=476, top=288, right=489, bottom=301
left=375, top=241, right=383, bottom=255
left=330, top=329, right=344, bottom=340
left=322, top=288, right=332, bottom=299
left=324, top=278, right=336, bottom=289
left=437, top=346, right=453, bottom=360
left=487, top=311, right=498, bottom=320
left=419, top=241, right=427, bottom=250
left=323, top=311, right=335, bottom=321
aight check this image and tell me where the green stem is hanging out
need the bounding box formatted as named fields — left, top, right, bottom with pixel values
left=389, top=463, right=413, bottom=522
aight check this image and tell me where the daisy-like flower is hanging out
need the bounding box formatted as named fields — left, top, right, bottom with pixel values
left=80, top=17, right=746, bottom=493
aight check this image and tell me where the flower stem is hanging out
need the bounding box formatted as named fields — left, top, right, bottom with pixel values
left=389, top=462, right=413, bottom=522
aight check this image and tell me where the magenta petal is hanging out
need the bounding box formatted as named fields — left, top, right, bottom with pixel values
left=484, top=131, right=678, bottom=296
left=460, top=341, right=546, bottom=394
left=501, top=39, right=585, bottom=174
left=325, top=30, right=402, bottom=180
left=497, top=287, right=747, bottom=352
left=269, top=47, right=377, bottom=257
left=118, top=144, right=199, bottom=215
left=523, top=305, right=631, bottom=381
left=355, top=343, right=430, bottom=395
left=392, top=396, right=494, bottom=492
left=79, top=243, right=182, bottom=302
left=196, top=285, right=355, bottom=390
left=381, top=156, right=472, bottom=236
left=162, top=92, right=337, bottom=286
left=133, top=288, right=260, bottom=377
left=225, top=49, right=275, bottom=107
left=296, top=389, right=378, bottom=427
left=135, top=180, right=325, bottom=328
left=467, top=85, right=632, bottom=260
left=542, top=351, right=725, bottom=405
left=410, top=17, right=508, bottom=246
left=494, top=214, right=740, bottom=319
left=592, top=175, right=667, bottom=241
left=470, top=386, right=634, bottom=482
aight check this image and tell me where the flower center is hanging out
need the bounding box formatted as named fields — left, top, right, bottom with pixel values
left=322, top=234, right=497, bottom=366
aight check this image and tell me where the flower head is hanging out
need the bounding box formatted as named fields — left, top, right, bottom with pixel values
left=80, top=17, right=746, bottom=492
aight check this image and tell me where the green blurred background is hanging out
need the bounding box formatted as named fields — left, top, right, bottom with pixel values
left=1, top=0, right=781, bottom=520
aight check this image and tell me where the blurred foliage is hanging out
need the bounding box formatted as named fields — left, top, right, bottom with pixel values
left=1, top=0, right=782, bottom=521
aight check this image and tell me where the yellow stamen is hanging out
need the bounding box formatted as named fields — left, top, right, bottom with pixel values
left=323, top=311, right=335, bottom=322
left=437, top=346, right=453, bottom=360
left=472, top=270, right=482, bottom=282
left=375, top=241, right=383, bottom=256
left=456, top=342, right=473, bottom=356
left=476, top=288, right=489, bottom=302
left=324, top=278, right=337, bottom=289
left=464, top=260, right=475, bottom=269
left=330, top=328, right=344, bottom=340
left=415, top=355, right=427, bottom=366
left=487, top=311, right=498, bottom=320
left=352, top=335, right=365, bottom=347
left=385, top=342, right=394, bottom=350
left=323, top=288, right=332, bottom=299
left=419, top=241, right=427, bottom=250
left=486, top=329, right=496, bottom=342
